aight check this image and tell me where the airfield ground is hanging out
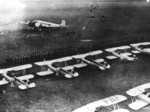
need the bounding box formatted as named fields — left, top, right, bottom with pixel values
left=0, top=29, right=149, bottom=112
left=0, top=54, right=150, bottom=112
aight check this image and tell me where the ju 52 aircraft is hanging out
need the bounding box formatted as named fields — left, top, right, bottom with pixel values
left=20, top=19, right=68, bottom=31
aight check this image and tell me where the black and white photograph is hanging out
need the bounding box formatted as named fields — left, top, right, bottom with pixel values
left=0, top=0, right=150, bottom=112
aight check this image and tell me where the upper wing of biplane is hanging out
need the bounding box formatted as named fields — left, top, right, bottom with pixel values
left=101, top=95, right=127, bottom=106
left=3, top=64, right=32, bottom=72
left=72, top=95, right=127, bottom=112
left=126, top=83, right=150, bottom=96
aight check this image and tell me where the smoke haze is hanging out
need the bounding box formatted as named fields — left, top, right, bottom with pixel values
left=0, top=0, right=25, bottom=31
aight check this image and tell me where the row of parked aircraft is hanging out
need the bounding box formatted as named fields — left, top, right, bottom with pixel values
left=0, top=42, right=149, bottom=90
left=72, top=82, right=150, bottom=112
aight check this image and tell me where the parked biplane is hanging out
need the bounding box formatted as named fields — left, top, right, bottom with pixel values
left=126, top=82, right=150, bottom=110
left=130, top=42, right=150, bottom=55
left=105, top=46, right=137, bottom=61
left=0, top=64, right=35, bottom=90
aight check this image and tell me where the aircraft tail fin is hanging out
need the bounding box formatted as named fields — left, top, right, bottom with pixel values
left=61, top=20, right=66, bottom=26
left=20, top=21, right=30, bottom=25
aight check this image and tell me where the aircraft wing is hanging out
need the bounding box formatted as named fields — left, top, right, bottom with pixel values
left=94, top=59, right=104, bottom=63
left=62, top=66, right=74, bottom=71
left=72, top=105, right=95, bottom=112
left=87, top=50, right=103, bottom=56
left=105, top=46, right=131, bottom=52
left=72, top=95, right=127, bottom=112
left=72, top=98, right=104, bottom=112
left=35, top=57, right=73, bottom=66
left=57, top=56, right=73, bottom=62
left=0, top=78, right=9, bottom=85
left=73, top=63, right=88, bottom=68
left=36, top=70, right=54, bottom=76
left=72, top=104, right=97, bottom=112
left=126, top=87, right=145, bottom=97
left=130, top=42, right=150, bottom=47
left=106, top=55, right=118, bottom=60
left=131, top=50, right=141, bottom=54
left=17, top=74, right=34, bottom=80
left=72, top=54, right=87, bottom=59
left=3, top=64, right=33, bottom=72
left=12, top=64, right=32, bottom=71
left=128, top=99, right=148, bottom=110
left=101, top=95, right=127, bottom=106
left=35, top=60, right=57, bottom=66
left=143, top=48, right=150, bottom=52
left=35, top=61, right=50, bottom=66
left=122, top=52, right=132, bottom=56
left=127, top=83, right=150, bottom=97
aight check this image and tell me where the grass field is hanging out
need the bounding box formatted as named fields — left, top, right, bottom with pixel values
left=0, top=55, right=150, bottom=112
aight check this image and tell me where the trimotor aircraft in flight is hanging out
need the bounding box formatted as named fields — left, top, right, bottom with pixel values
left=20, top=20, right=68, bottom=31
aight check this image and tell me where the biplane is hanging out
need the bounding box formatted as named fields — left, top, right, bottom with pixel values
left=72, top=95, right=129, bottom=112
left=105, top=46, right=137, bottom=61
left=0, top=64, right=35, bottom=90
left=72, top=50, right=110, bottom=70
left=126, top=82, right=150, bottom=110
left=35, top=57, right=79, bottom=79
left=130, top=42, right=150, bottom=55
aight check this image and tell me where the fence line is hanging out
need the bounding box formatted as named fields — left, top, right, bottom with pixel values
left=5, top=36, right=147, bottom=67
